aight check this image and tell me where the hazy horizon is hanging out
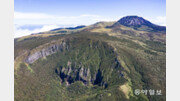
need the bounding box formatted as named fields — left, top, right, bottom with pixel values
left=14, top=0, right=166, bottom=38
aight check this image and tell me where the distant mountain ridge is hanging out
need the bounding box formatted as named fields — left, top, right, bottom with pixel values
left=51, top=25, right=86, bottom=31
left=111, top=16, right=166, bottom=32
left=49, top=16, right=166, bottom=33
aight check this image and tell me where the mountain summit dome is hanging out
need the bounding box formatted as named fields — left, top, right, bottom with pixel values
left=117, top=16, right=151, bottom=26
left=111, top=16, right=166, bottom=32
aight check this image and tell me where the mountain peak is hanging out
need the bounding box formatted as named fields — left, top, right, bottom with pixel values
left=117, top=16, right=151, bottom=27
left=111, top=15, right=166, bottom=32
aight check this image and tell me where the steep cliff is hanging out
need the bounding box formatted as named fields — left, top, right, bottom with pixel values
left=25, top=40, right=68, bottom=64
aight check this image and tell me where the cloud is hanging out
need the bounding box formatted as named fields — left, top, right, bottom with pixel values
left=14, top=11, right=166, bottom=38
left=147, top=16, right=166, bottom=26
left=14, top=11, right=120, bottom=38
left=15, top=11, right=166, bottom=26
left=14, top=24, right=60, bottom=38
left=14, top=11, right=118, bottom=26
left=153, top=16, right=166, bottom=26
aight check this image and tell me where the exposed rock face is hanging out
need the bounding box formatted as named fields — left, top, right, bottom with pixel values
left=25, top=41, right=68, bottom=64
left=55, top=66, right=92, bottom=85
left=78, top=67, right=91, bottom=83
left=54, top=60, right=112, bottom=87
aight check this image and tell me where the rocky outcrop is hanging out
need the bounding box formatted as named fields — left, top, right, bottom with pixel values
left=55, top=66, right=92, bottom=85
left=55, top=61, right=108, bottom=86
left=25, top=41, right=68, bottom=64
left=78, top=67, right=91, bottom=83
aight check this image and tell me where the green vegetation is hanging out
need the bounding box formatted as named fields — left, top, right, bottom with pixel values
left=14, top=19, right=166, bottom=101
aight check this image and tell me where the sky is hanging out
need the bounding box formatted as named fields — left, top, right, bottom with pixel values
left=14, top=0, right=166, bottom=38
